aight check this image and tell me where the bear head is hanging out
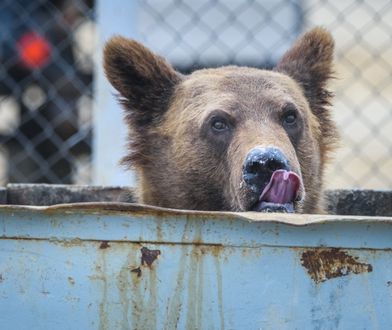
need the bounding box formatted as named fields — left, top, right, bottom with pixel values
left=104, top=27, right=338, bottom=213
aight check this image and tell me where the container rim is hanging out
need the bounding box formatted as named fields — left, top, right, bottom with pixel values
left=0, top=202, right=391, bottom=226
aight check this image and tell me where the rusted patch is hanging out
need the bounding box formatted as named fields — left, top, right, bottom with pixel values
left=301, top=248, right=373, bottom=284
left=99, top=241, right=110, bottom=249
left=141, top=247, right=161, bottom=267
left=128, top=247, right=160, bottom=279
left=131, top=267, right=142, bottom=278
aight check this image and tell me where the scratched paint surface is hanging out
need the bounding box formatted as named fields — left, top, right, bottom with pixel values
left=0, top=203, right=392, bottom=329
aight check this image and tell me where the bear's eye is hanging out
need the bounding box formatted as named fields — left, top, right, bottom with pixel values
left=283, top=112, right=297, bottom=125
left=282, top=103, right=298, bottom=127
left=211, top=118, right=229, bottom=132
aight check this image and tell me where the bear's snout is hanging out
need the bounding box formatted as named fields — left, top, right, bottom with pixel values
left=243, top=147, right=290, bottom=189
left=242, top=147, right=302, bottom=213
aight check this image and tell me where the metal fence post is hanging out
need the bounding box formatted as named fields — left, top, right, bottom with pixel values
left=93, top=0, right=138, bottom=186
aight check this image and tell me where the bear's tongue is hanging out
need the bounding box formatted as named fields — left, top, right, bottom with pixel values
left=259, top=170, right=300, bottom=204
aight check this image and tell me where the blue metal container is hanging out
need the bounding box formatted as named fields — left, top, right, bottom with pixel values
left=1, top=202, right=392, bottom=329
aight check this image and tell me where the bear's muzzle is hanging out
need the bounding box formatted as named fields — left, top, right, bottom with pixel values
left=242, top=147, right=303, bottom=213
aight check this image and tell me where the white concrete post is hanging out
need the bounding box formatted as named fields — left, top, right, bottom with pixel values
left=93, top=0, right=138, bottom=186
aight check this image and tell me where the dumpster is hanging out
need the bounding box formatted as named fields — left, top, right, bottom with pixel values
left=0, top=185, right=391, bottom=329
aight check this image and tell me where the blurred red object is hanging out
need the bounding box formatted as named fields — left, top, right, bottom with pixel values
left=17, top=31, right=51, bottom=69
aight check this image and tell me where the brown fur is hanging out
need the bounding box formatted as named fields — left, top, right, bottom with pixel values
left=104, top=27, right=338, bottom=213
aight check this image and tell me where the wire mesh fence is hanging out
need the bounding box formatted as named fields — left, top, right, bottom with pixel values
left=305, top=0, right=392, bottom=189
left=0, top=0, right=391, bottom=189
left=0, top=0, right=94, bottom=185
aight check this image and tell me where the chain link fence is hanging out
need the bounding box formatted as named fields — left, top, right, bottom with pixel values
left=305, top=0, right=392, bottom=189
left=1, top=0, right=391, bottom=189
left=0, top=0, right=94, bottom=185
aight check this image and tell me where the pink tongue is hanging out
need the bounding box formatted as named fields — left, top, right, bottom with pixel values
left=259, top=170, right=301, bottom=204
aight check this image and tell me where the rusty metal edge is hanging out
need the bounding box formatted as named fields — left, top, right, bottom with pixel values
left=0, top=202, right=391, bottom=226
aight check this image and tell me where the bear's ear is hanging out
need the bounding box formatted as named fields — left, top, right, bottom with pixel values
left=275, top=27, right=334, bottom=115
left=104, top=36, right=181, bottom=126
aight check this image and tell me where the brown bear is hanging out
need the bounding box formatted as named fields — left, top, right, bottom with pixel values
left=103, top=27, right=338, bottom=213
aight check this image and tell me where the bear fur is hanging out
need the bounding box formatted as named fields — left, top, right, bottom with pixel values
left=104, top=27, right=338, bottom=213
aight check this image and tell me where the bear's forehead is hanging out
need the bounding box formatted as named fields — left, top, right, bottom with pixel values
left=176, top=67, right=307, bottom=113
left=163, top=66, right=318, bottom=141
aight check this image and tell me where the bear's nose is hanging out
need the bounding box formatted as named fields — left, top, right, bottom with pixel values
left=242, top=147, right=290, bottom=189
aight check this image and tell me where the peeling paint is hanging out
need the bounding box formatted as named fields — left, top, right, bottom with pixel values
left=131, top=267, right=142, bottom=278
left=301, top=248, right=373, bottom=283
left=165, top=246, right=188, bottom=329
left=214, top=256, right=224, bottom=330
left=52, top=238, right=83, bottom=248
left=68, top=276, right=75, bottom=285
left=117, top=250, right=138, bottom=330
left=141, top=247, right=161, bottom=267
left=98, top=249, right=109, bottom=330
left=131, top=248, right=158, bottom=330
left=185, top=247, right=204, bottom=330
left=99, top=241, right=110, bottom=249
